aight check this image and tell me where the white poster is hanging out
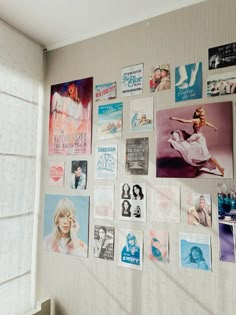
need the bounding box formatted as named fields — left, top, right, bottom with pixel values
left=95, top=144, right=117, bottom=179
left=94, top=185, right=114, bottom=220
left=130, top=97, right=153, bottom=132
left=121, top=63, right=144, bottom=97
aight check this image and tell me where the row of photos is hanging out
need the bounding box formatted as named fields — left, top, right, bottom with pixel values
left=45, top=41, right=236, bottom=269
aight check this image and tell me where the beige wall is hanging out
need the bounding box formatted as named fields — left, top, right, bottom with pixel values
left=37, top=0, right=236, bottom=314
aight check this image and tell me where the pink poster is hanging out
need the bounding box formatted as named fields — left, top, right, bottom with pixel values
left=48, top=162, right=64, bottom=186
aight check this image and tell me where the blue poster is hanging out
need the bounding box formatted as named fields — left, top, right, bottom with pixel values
left=175, top=62, right=202, bottom=102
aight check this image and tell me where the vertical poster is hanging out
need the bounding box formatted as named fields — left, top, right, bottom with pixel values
left=71, top=160, right=87, bottom=190
left=95, top=82, right=116, bottom=102
left=218, top=183, right=236, bottom=263
left=48, top=162, right=64, bottom=186
left=151, top=185, right=180, bottom=223
left=93, top=225, right=115, bottom=260
left=156, top=101, right=233, bottom=178
left=150, top=64, right=171, bottom=92
left=130, top=97, right=153, bottom=132
left=48, top=77, right=93, bottom=155
left=119, top=183, right=146, bottom=222
left=118, top=228, right=143, bottom=270
left=97, top=102, right=123, bottom=139
left=207, top=71, right=236, bottom=97
left=95, top=144, right=117, bottom=179
left=175, top=62, right=202, bottom=102
left=208, top=42, right=236, bottom=69
left=149, top=230, right=169, bottom=263
left=179, top=233, right=211, bottom=271
left=186, top=193, right=212, bottom=227
left=43, top=194, right=89, bottom=258
left=94, top=185, right=114, bottom=220
left=121, top=63, right=144, bottom=97
left=126, top=137, right=149, bottom=175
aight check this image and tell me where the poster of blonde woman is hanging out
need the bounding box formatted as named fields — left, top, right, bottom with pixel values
left=48, top=77, right=93, bottom=155
left=43, top=194, right=89, bottom=257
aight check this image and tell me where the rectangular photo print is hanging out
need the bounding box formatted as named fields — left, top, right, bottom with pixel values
left=208, top=42, right=236, bottom=70
left=156, top=101, right=233, bottom=178
left=179, top=233, right=211, bottom=271
left=71, top=160, right=87, bottom=190
left=118, top=229, right=143, bottom=270
left=95, top=144, right=117, bottom=180
left=95, top=82, right=116, bottom=102
left=207, top=71, right=236, bottom=97
left=187, top=193, right=212, bottom=227
left=150, top=230, right=169, bottom=263
left=94, top=185, right=114, bottom=220
left=49, top=77, right=93, bottom=155
left=119, top=183, right=146, bottom=222
left=43, top=194, right=89, bottom=258
left=121, top=63, right=144, bottom=97
left=150, top=64, right=171, bottom=92
left=130, top=97, right=153, bottom=132
left=48, top=162, right=64, bottom=187
left=218, top=183, right=236, bottom=263
left=175, top=62, right=202, bottom=102
left=97, top=102, right=122, bottom=140
left=93, top=225, right=115, bottom=260
left=126, top=137, right=149, bottom=175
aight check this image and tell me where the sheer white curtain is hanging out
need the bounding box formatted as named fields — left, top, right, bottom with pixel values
left=0, top=20, right=43, bottom=315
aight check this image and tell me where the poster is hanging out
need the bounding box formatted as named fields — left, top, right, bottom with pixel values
left=126, top=137, right=149, bottom=175
left=149, top=230, right=169, bottom=263
left=175, top=62, right=202, bottom=102
left=95, top=144, right=117, bottom=179
left=48, top=162, right=64, bottom=186
left=156, top=101, right=233, bottom=178
left=121, top=63, right=144, bottom=97
left=218, top=183, right=236, bottom=263
left=150, top=64, right=171, bottom=92
left=207, top=71, right=236, bottom=97
left=94, top=185, right=114, bottom=220
left=208, top=42, right=236, bottom=69
left=71, top=160, right=87, bottom=190
left=151, top=185, right=180, bottom=223
left=93, top=225, right=115, bottom=260
left=43, top=194, right=89, bottom=258
left=97, top=102, right=122, bottom=139
left=118, top=228, right=143, bottom=270
left=48, top=77, right=93, bottom=155
left=119, top=183, right=146, bottom=222
left=179, top=233, right=211, bottom=271
left=130, top=97, right=153, bottom=132
left=95, top=82, right=116, bottom=102
left=186, top=193, right=212, bottom=227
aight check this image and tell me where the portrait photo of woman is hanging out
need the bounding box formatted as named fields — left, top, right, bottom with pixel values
left=132, top=184, right=144, bottom=200
left=121, top=183, right=131, bottom=199
left=121, top=200, right=131, bottom=217
left=93, top=225, right=114, bottom=260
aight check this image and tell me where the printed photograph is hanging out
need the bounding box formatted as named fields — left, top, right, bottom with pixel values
left=175, top=62, right=202, bottom=102
left=179, top=233, right=211, bottom=271
left=130, top=97, right=153, bottom=132
left=43, top=194, right=89, bottom=257
left=97, top=102, right=122, bottom=139
left=71, top=160, right=87, bottom=190
left=218, top=183, right=236, bottom=263
left=150, top=64, right=171, bottom=92
left=208, top=42, right=236, bottom=69
left=149, top=230, right=169, bottom=263
left=119, top=229, right=143, bottom=270
left=94, top=185, right=114, bottom=220
left=95, top=82, right=116, bottom=102
left=48, top=77, right=93, bottom=155
left=121, top=63, right=144, bottom=97
left=93, top=225, right=115, bottom=260
left=48, top=162, right=64, bottom=187
left=207, top=71, right=236, bottom=97
left=156, top=101, right=233, bottom=178
left=187, top=193, right=212, bottom=227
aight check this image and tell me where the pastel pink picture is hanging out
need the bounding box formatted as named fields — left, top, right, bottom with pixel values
left=48, top=162, right=64, bottom=186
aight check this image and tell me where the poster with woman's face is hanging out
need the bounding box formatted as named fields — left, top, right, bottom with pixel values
left=119, top=183, right=146, bottom=222
left=156, top=101, right=233, bottom=179
left=43, top=194, right=89, bottom=258
left=150, top=230, right=169, bottom=263
left=179, top=233, right=211, bottom=271
left=118, top=228, right=143, bottom=270
left=186, top=193, right=212, bottom=227
left=93, top=225, right=115, bottom=260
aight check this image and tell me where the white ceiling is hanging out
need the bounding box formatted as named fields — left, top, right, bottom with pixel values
left=0, top=0, right=206, bottom=51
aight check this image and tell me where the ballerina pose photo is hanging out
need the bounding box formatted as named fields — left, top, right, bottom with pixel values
left=169, top=107, right=224, bottom=177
